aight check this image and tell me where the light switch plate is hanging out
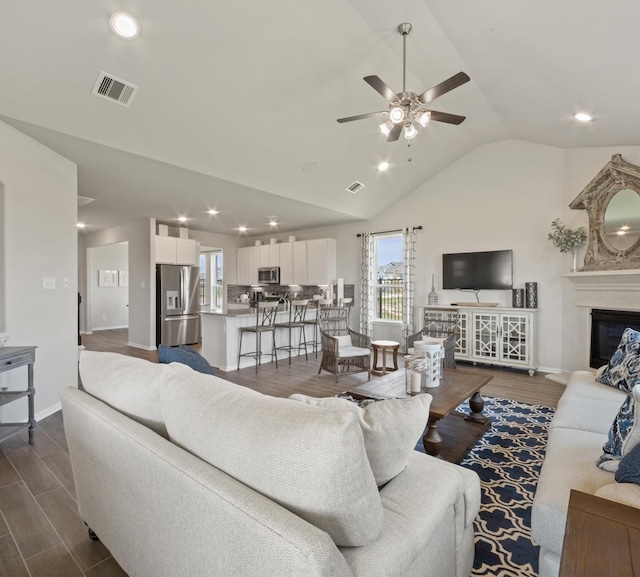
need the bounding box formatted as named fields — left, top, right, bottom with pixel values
left=43, top=277, right=56, bottom=290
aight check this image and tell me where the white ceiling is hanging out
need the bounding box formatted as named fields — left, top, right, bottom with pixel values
left=0, top=0, right=636, bottom=237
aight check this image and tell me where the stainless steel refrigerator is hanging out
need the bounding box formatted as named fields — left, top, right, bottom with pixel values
left=156, top=264, right=201, bottom=346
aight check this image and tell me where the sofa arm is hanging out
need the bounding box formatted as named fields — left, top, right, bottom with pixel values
left=595, top=483, right=640, bottom=509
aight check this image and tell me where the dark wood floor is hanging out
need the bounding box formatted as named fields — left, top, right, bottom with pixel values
left=0, top=329, right=565, bottom=576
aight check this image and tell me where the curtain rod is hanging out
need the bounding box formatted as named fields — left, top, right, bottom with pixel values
left=356, top=225, right=422, bottom=238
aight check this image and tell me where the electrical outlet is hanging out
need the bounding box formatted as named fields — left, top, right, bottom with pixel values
left=43, top=277, right=56, bottom=290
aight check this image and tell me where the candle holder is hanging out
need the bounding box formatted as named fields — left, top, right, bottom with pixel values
left=405, top=354, right=427, bottom=395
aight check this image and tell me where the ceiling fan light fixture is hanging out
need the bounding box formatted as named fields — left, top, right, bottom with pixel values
left=389, top=106, right=405, bottom=124
left=403, top=122, right=417, bottom=140
left=379, top=121, right=392, bottom=136
left=416, top=110, right=432, bottom=127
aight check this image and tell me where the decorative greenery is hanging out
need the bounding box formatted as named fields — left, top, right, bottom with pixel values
left=548, top=219, right=587, bottom=253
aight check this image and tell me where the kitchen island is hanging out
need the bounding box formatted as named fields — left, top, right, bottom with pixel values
left=200, top=307, right=318, bottom=371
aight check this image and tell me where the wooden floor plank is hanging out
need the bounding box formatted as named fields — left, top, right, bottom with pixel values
left=5, top=446, right=61, bottom=496
left=84, top=556, right=129, bottom=577
left=0, top=533, right=30, bottom=577
left=36, top=487, right=111, bottom=571
left=25, top=543, right=84, bottom=577
left=0, top=482, right=61, bottom=560
left=0, top=448, right=20, bottom=489
left=40, top=451, right=77, bottom=500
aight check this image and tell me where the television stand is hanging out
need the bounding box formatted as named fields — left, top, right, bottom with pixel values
left=419, top=305, right=538, bottom=376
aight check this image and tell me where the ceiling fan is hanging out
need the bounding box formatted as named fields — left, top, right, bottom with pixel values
left=337, top=23, right=470, bottom=142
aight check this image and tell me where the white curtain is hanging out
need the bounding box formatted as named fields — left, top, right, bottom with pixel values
left=359, top=233, right=375, bottom=337
left=402, top=227, right=417, bottom=348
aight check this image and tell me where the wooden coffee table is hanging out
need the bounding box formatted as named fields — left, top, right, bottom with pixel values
left=347, top=368, right=492, bottom=463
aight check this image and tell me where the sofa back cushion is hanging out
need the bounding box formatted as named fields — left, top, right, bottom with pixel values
left=79, top=351, right=168, bottom=437
left=289, top=394, right=432, bottom=486
left=159, top=363, right=384, bottom=547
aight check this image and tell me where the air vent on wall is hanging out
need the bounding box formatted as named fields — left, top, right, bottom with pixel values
left=77, top=195, right=95, bottom=207
left=91, top=71, right=138, bottom=107
left=346, top=181, right=365, bottom=194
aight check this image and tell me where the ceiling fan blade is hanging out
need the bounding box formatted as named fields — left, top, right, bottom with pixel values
left=418, top=72, right=470, bottom=105
left=387, top=123, right=403, bottom=142
left=428, top=110, right=467, bottom=125
left=337, top=111, right=385, bottom=123
left=364, top=76, right=400, bottom=103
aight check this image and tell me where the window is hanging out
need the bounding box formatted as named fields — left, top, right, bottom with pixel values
left=375, top=234, right=403, bottom=320
left=199, top=251, right=224, bottom=309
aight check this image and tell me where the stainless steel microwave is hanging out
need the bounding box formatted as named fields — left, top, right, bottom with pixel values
left=258, top=266, right=280, bottom=284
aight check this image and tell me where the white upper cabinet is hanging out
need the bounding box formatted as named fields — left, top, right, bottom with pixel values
left=155, top=236, right=199, bottom=266
left=306, top=239, right=336, bottom=286
left=237, top=238, right=336, bottom=286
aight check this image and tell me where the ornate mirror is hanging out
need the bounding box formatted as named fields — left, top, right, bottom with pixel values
left=570, top=154, right=640, bottom=270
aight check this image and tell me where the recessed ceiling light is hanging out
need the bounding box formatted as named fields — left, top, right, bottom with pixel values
left=378, top=161, right=390, bottom=172
left=76, top=223, right=86, bottom=229
left=110, top=12, right=140, bottom=39
left=269, top=220, right=278, bottom=226
left=574, top=112, right=593, bottom=122
left=208, top=209, right=219, bottom=215
left=178, top=216, right=188, bottom=223
left=238, top=226, right=248, bottom=232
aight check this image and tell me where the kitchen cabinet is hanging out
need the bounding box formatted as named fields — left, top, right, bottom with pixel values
left=238, top=238, right=336, bottom=286
left=421, top=305, right=538, bottom=375
left=155, top=236, right=199, bottom=266
left=306, top=238, right=336, bottom=286
left=237, top=246, right=259, bottom=285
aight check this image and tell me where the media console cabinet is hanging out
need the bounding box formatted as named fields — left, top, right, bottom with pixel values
left=419, top=305, right=538, bottom=375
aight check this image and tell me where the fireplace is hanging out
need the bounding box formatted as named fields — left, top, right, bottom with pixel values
left=590, top=309, right=640, bottom=368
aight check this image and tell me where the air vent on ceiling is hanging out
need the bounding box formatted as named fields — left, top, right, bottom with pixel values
left=91, top=71, right=138, bottom=107
left=77, top=195, right=96, bottom=207
left=346, top=181, right=365, bottom=194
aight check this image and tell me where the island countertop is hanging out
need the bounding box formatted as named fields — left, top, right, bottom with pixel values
left=200, top=307, right=318, bottom=371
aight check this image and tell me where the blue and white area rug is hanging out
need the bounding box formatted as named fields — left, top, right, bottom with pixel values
left=416, top=396, right=555, bottom=577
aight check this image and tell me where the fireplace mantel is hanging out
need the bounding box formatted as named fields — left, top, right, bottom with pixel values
left=564, top=269, right=640, bottom=311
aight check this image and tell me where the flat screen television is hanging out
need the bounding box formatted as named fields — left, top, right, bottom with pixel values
left=442, top=250, right=513, bottom=290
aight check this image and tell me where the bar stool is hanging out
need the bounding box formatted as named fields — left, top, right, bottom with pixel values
left=237, top=301, right=279, bottom=372
left=303, top=299, right=333, bottom=358
left=274, top=300, right=309, bottom=364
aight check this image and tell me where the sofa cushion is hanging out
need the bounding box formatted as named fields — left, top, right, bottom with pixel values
left=597, top=385, right=640, bottom=472
left=78, top=350, right=168, bottom=437
left=158, top=344, right=214, bottom=375
left=289, top=394, right=432, bottom=486
left=159, top=363, right=384, bottom=547
left=596, top=328, right=640, bottom=392
left=562, top=370, right=628, bottom=403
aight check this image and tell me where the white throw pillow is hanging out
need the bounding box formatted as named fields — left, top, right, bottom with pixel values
left=289, top=393, right=432, bottom=486
left=79, top=350, right=168, bottom=437
left=336, top=334, right=352, bottom=348
left=159, top=363, right=384, bottom=547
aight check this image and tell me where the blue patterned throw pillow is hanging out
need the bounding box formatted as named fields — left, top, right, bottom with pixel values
left=615, top=441, right=640, bottom=484
left=596, top=328, right=640, bottom=393
left=596, top=384, right=640, bottom=472
left=158, top=344, right=214, bottom=375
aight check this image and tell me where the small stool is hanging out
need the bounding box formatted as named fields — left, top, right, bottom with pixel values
left=371, top=340, right=400, bottom=376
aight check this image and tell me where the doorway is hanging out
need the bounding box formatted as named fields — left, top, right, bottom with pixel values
left=86, top=242, right=129, bottom=336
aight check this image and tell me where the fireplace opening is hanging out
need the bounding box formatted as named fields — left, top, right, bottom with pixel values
left=590, top=309, right=640, bottom=368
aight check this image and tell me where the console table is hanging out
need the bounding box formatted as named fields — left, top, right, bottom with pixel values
left=419, top=305, right=539, bottom=375
left=0, top=346, right=36, bottom=443
left=559, top=489, right=640, bottom=577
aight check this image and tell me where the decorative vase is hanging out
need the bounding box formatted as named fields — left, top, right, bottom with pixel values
left=427, top=274, right=438, bottom=305
left=525, top=282, right=538, bottom=308
left=512, top=288, right=524, bottom=308
left=571, top=249, right=578, bottom=272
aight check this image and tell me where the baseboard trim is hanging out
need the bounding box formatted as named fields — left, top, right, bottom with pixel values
left=127, top=342, right=157, bottom=351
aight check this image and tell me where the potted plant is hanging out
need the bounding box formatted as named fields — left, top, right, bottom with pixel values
left=548, top=218, right=587, bottom=271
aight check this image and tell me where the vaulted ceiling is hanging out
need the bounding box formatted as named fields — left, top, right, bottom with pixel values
left=1, top=0, right=637, bottom=236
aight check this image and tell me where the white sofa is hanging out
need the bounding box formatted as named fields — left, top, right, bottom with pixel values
left=61, top=351, right=481, bottom=577
left=531, top=370, right=640, bottom=577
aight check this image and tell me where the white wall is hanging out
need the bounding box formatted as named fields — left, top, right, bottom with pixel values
left=89, top=243, right=129, bottom=330
left=0, top=119, right=77, bottom=421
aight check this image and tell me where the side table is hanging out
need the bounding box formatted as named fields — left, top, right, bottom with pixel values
left=0, top=346, right=37, bottom=443
left=559, top=489, right=640, bottom=577
left=370, top=340, right=400, bottom=376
